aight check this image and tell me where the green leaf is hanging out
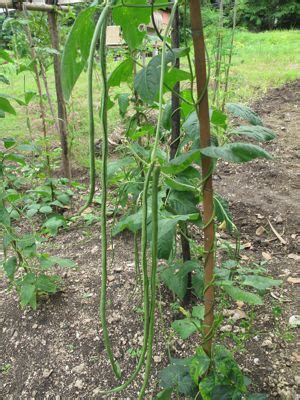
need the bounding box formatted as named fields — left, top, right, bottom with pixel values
left=24, top=91, right=36, bottom=105
left=160, top=264, right=187, bottom=300
left=201, top=143, right=272, bottom=163
left=134, top=50, right=183, bottom=103
left=192, top=305, right=205, bottom=320
left=3, top=256, right=17, bottom=280
left=61, top=6, right=97, bottom=100
left=43, top=215, right=66, bottom=236
left=0, top=49, right=14, bottom=63
left=182, top=111, right=199, bottom=140
left=199, top=374, right=215, bottom=400
left=2, top=137, right=16, bottom=149
left=51, top=257, right=77, bottom=269
left=162, top=150, right=201, bottom=175
left=168, top=191, right=199, bottom=215
left=155, top=388, right=173, bottom=399
left=211, top=108, right=227, bottom=129
left=17, top=235, right=36, bottom=257
left=223, top=285, right=263, bottom=305
left=112, top=0, right=150, bottom=50
left=164, top=68, right=191, bottom=90
left=162, top=101, right=172, bottom=131
left=192, top=269, right=204, bottom=298
left=107, top=157, right=134, bottom=180
left=39, top=205, right=53, bottom=214
left=159, top=358, right=197, bottom=396
left=172, top=319, right=197, bottom=339
left=226, top=103, right=262, bottom=126
left=211, top=385, right=236, bottom=399
left=108, top=58, right=134, bottom=88
left=190, top=347, right=210, bottom=384
left=20, top=282, right=37, bottom=309
left=155, top=214, right=196, bottom=260
left=0, top=96, right=16, bottom=115
left=36, top=274, right=59, bottom=294
left=117, top=93, right=130, bottom=117
left=242, top=275, right=282, bottom=291
left=232, top=125, right=277, bottom=141
left=4, top=153, right=26, bottom=166
left=214, top=194, right=236, bottom=234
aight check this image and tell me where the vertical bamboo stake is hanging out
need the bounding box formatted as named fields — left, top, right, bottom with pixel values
left=189, top=0, right=215, bottom=356
left=46, top=4, right=71, bottom=179
left=169, top=7, right=192, bottom=302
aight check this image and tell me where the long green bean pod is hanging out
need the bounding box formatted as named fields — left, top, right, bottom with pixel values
left=78, top=5, right=105, bottom=215
left=98, top=4, right=122, bottom=380
left=138, top=166, right=160, bottom=400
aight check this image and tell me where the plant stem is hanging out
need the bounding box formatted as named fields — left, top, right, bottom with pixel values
left=189, top=0, right=215, bottom=357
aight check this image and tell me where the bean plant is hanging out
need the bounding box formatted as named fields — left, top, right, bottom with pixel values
left=0, top=0, right=282, bottom=398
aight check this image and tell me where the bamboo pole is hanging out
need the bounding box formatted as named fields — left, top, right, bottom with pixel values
left=0, top=1, right=69, bottom=11
left=189, top=0, right=215, bottom=357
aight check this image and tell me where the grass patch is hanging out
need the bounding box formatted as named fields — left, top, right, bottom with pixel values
left=1, top=29, right=299, bottom=166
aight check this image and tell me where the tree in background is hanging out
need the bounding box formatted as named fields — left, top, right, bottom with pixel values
left=237, top=0, right=300, bottom=30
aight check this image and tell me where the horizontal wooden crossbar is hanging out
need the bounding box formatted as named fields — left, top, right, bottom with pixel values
left=0, top=0, right=83, bottom=11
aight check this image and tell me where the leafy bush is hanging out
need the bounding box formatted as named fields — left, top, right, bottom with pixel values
left=237, top=0, right=300, bottom=30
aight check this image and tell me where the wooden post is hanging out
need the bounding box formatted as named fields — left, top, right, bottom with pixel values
left=169, top=7, right=192, bottom=302
left=189, top=0, right=215, bottom=356
left=46, top=2, right=71, bottom=179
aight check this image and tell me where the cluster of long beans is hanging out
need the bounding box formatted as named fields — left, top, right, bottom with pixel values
left=82, top=0, right=178, bottom=397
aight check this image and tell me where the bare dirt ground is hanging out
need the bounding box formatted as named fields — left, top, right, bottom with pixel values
left=0, top=80, right=299, bottom=399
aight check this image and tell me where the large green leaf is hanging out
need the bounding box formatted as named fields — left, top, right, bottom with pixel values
left=61, top=6, right=97, bottom=100
left=36, top=274, right=59, bottom=294
left=164, top=67, right=191, bottom=90
left=0, top=96, right=16, bottom=115
left=162, top=150, right=201, bottom=174
left=242, top=275, right=282, bottom=291
left=223, top=285, right=263, bottom=305
left=172, top=319, right=197, bottom=339
left=108, top=58, right=134, bottom=88
left=200, top=143, right=272, bottom=163
left=226, top=103, right=262, bottom=126
left=159, top=261, right=198, bottom=300
left=20, top=282, right=37, bottom=309
left=190, top=347, right=210, bottom=384
left=159, top=358, right=196, bottom=396
left=3, top=256, right=17, bottom=280
left=214, top=194, right=236, bottom=234
left=232, top=125, right=277, bottom=141
left=112, top=0, right=150, bottom=50
left=168, top=191, right=199, bottom=215
left=134, top=50, right=185, bottom=103
left=155, top=214, right=197, bottom=259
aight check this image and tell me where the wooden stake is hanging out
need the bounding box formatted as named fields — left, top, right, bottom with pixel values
left=46, top=5, right=71, bottom=179
left=189, top=0, right=215, bottom=356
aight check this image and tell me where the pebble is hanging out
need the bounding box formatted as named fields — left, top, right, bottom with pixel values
left=42, top=369, right=53, bottom=379
left=294, top=376, right=300, bottom=386
left=73, top=364, right=85, bottom=374
left=262, top=339, right=273, bottom=349
left=74, top=379, right=84, bottom=390
left=254, top=358, right=260, bottom=365
left=288, top=315, right=300, bottom=327
left=220, top=325, right=232, bottom=332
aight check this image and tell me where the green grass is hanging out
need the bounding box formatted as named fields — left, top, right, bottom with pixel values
left=229, top=29, right=300, bottom=101
left=1, top=29, right=299, bottom=166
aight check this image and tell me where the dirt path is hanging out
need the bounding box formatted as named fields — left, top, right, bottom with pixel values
left=0, top=81, right=299, bottom=399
